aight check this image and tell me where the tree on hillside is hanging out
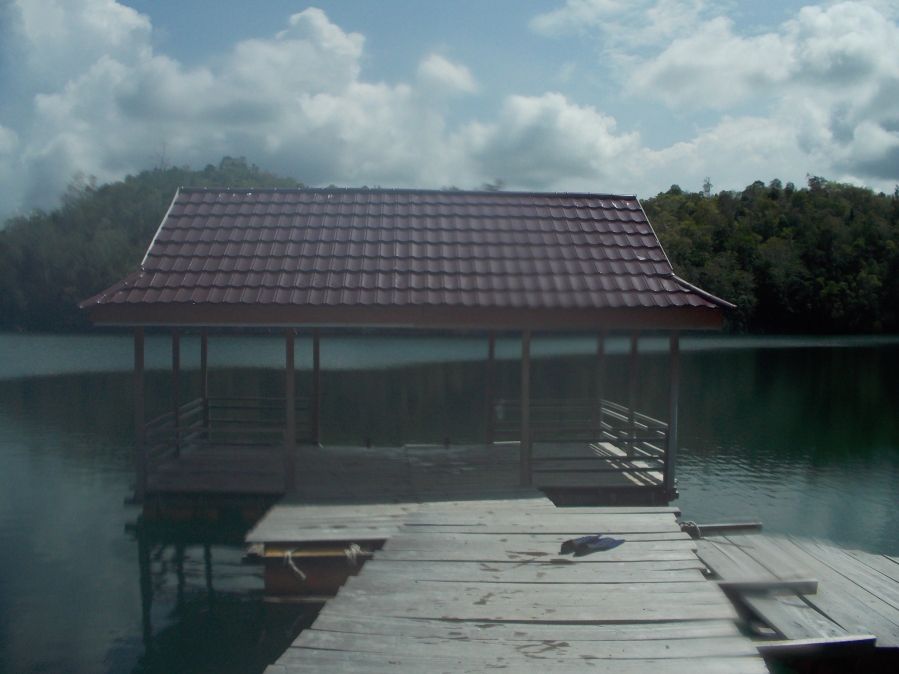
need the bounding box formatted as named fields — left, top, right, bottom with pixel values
left=0, top=157, right=302, bottom=331
left=644, top=177, right=899, bottom=334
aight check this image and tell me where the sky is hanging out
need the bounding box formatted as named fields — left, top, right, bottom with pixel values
left=1, top=0, right=899, bottom=221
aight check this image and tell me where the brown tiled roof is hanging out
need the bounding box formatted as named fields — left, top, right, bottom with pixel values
left=81, top=188, right=731, bottom=329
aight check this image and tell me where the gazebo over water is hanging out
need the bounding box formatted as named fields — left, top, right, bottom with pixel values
left=81, top=188, right=732, bottom=508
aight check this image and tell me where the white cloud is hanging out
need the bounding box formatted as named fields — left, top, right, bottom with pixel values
left=417, top=55, right=477, bottom=96
left=530, top=0, right=899, bottom=191
left=460, top=93, right=641, bottom=190
left=529, top=0, right=631, bottom=36
left=2, top=0, right=899, bottom=222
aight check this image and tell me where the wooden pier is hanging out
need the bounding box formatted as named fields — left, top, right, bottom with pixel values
left=696, top=533, right=899, bottom=650
left=251, top=498, right=768, bottom=673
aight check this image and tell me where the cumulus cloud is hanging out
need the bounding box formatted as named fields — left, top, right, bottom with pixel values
left=2, top=0, right=899, bottom=221
left=417, top=55, right=477, bottom=96
left=531, top=0, right=899, bottom=191
left=460, top=93, right=640, bottom=190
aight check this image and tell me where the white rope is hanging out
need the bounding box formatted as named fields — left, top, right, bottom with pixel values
left=283, top=549, right=307, bottom=581
left=345, top=543, right=362, bottom=567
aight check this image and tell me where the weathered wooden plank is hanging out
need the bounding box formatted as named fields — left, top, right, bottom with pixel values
left=309, top=612, right=743, bottom=641
left=387, top=530, right=690, bottom=544
left=382, top=536, right=696, bottom=555
left=404, top=522, right=682, bottom=535
left=273, top=650, right=768, bottom=674
left=845, top=549, right=899, bottom=584
left=342, top=576, right=717, bottom=598
left=373, top=546, right=701, bottom=563
left=292, top=629, right=760, bottom=660
left=407, top=512, right=675, bottom=525
left=324, top=590, right=738, bottom=623
left=754, top=634, right=877, bottom=658
left=718, top=579, right=818, bottom=595
left=801, top=540, right=899, bottom=611
left=762, top=537, right=899, bottom=646
left=741, top=593, right=847, bottom=640
left=356, top=559, right=706, bottom=583
left=695, top=539, right=777, bottom=581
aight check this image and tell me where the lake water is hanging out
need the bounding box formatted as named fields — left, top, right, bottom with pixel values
left=1, top=333, right=898, bottom=673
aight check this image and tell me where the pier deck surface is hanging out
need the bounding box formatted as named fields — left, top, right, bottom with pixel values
left=148, top=442, right=663, bottom=499
left=256, top=499, right=767, bottom=673
left=697, top=533, right=899, bottom=648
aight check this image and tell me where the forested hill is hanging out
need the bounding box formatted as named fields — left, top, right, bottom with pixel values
left=0, top=162, right=897, bottom=333
left=644, top=178, right=899, bottom=334
left=0, top=158, right=301, bottom=331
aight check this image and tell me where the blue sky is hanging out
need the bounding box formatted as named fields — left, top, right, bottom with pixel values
left=1, top=0, right=898, bottom=220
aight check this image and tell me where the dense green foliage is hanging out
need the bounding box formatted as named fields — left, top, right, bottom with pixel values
left=0, top=157, right=301, bottom=331
left=1, top=161, right=897, bottom=333
left=644, top=178, right=899, bottom=333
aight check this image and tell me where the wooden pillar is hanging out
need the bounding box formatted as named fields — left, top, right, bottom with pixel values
left=200, top=328, right=209, bottom=441
left=666, top=331, right=680, bottom=495
left=520, top=329, right=532, bottom=487
left=285, top=329, right=296, bottom=493
left=627, top=332, right=639, bottom=456
left=312, top=329, right=321, bottom=445
left=137, top=527, right=153, bottom=656
left=485, top=330, right=496, bottom=445
left=203, top=542, right=215, bottom=607
left=171, top=327, right=181, bottom=456
left=134, top=327, right=147, bottom=502
left=593, top=332, right=605, bottom=441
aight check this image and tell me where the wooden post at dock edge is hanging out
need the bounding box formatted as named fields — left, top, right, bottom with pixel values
left=312, top=328, right=321, bottom=445
left=172, top=327, right=181, bottom=456
left=627, top=331, right=639, bottom=456
left=134, top=327, right=146, bottom=501
left=200, top=328, right=209, bottom=440
left=486, top=330, right=496, bottom=445
left=520, top=329, right=532, bottom=486
left=666, top=331, right=680, bottom=496
left=285, top=329, right=296, bottom=493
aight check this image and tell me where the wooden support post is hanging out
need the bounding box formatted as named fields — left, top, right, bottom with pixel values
left=137, top=527, right=153, bottom=655
left=134, top=327, right=146, bottom=502
left=172, top=327, right=181, bottom=456
left=628, top=331, right=639, bottom=456
left=285, top=329, right=296, bottom=493
left=200, top=328, right=209, bottom=441
left=312, top=328, right=321, bottom=445
left=520, top=329, right=532, bottom=487
left=666, top=331, right=680, bottom=496
left=593, top=332, right=605, bottom=441
left=485, top=330, right=496, bottom=445
left=203, top=542, right=215, bottom=606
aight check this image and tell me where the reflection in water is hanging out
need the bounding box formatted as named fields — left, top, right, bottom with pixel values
left=0, top=335, right=898, bottom=673
left=130, top=520, right=314, bottom=674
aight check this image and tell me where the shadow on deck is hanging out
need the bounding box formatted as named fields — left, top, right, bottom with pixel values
left=144, top=439, right=674, bottom=513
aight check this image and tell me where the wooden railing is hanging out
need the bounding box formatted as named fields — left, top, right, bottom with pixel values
left=493, top=398, right=670, bottom=485
left=145, top=396, right=312, bottom=467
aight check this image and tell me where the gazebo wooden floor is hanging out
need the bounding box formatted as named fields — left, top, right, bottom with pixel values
left=145, top=441, right=666, bottom=504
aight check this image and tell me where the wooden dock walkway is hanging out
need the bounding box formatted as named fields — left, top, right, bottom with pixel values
left=254, top=498, right=767, bottom=673
left=696, top=533, right=899, bottom=649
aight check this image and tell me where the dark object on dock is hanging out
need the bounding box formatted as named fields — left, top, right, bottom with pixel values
left=573, top=536, right=625, bottom=556
left=679, top=520, right=763, bottom=539
left=559, top=534, right=601, bottom=554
